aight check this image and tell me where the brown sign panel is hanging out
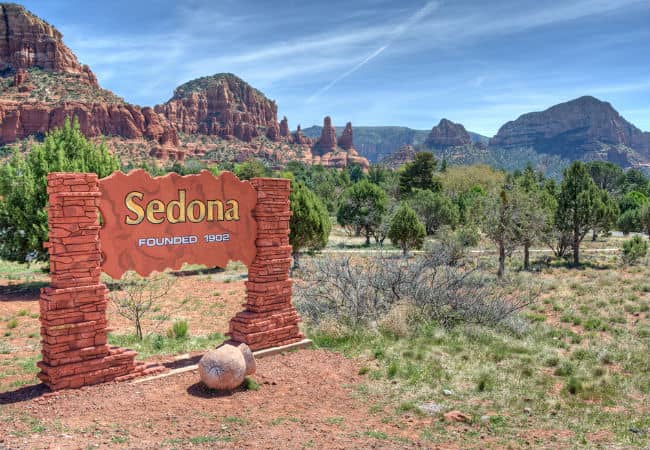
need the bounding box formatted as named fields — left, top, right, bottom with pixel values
left=99, top=169, right=257, bottom=278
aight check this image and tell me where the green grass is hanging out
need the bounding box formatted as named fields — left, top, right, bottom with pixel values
left=107, top=332, right=224, bottom=359
left=305, top=256, right=650, bottom=448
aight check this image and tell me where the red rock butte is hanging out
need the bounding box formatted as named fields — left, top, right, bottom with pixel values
left=0, top=2, right=369, bottom=169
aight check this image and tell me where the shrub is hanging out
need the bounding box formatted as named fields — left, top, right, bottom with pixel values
left=6, top=318, right=18, bottom=329
left=110, top=272, right=172, bottom=340
left=170, top=320, right=189, bottom=339
left=621, top=235, right=648, bottom=265
left=565, top=376, right=583, bottom=395
left=617, top=209, right=642, bottom=235
left=294, top=251, right=535, bottom=329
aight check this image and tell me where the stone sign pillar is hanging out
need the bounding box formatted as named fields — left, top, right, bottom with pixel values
left=37, top=173, right=160, bottom=390
left=228, top=178, right=303, bottom=350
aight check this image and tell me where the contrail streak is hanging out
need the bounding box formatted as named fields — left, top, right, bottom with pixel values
left=307, top=1, right=439, bottom=102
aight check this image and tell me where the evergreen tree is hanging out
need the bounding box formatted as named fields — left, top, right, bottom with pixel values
left=639, top=202, right=650, bottom=236
left=289, top=182, right=331, bottom=268
left=407, top=189, right=459, bottom=234
left=555, top=161, right=601, bottom=266
left=337, top=180, right=387, bottom=245
left=592, top=189, right=619, bottom=240
left=0, top=117, right=119, bottom=261
left=234, top=159, right=266, bottom=180
left=388, top=203, right=426, bottom=256
left=482, top=187, right=525, bottom=278
left=398, top=152, right=441, bottom=195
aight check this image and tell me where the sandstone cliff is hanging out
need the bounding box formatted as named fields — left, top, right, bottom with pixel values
left=0, top=3, right=96, bottom=84
left=0, top=4, right=177, bottom=147
left=489, top=96, right=650, bottom=160
left=154, top=73, right=279, bottom=143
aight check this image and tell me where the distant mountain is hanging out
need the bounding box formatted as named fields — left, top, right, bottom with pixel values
left=302, top=125, right=489, bottom=162
left=489, top=96, right=650, bottom=166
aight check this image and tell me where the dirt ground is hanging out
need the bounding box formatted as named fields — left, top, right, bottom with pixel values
left=0, top=349, right=453, bottom=449
left=0, top=268, right=446, bottom=449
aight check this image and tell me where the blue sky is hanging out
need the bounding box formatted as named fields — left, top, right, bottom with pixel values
left=20, top=0, right=650, bottom=136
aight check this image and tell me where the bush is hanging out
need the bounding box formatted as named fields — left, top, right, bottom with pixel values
left=294, top=251, right=535, bottom=329
left=622, top=236, right=648, bottom=265
left=617, top=209, right=642, bottom=235
left=110, top=272, right=171, bottom=340
left=169, top=320, right=189, bottom=339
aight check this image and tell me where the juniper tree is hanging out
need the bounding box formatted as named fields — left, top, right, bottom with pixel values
left=388, top=203, right=426, bottom=256
left=0, top=117, right=119, bottom=261
left=555, top=161, right=601, bottom=266
left=289, top=182, right=331, bottom=268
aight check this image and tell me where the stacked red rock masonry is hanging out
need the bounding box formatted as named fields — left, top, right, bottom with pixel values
left=228, top=178, right=303, bottom=350
left=37, top=173, right=163, bottom=391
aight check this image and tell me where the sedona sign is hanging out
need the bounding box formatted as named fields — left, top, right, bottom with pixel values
left=39, top=170, right=303, bottom=391
left=98, top=170, right=258, bottom=278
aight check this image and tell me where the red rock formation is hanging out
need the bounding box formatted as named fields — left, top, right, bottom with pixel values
left=13, top=68, right=26, bottom=86
left=266, top=122, right=280, bottom=140
left=424, top=119, right=472, bottom=148
left=279, top=116, right=294, bottom=143
left=0, top=3, right=97, bottom=85
left=381, top=144, right=416, bottom=169
left=0, top=101, right=178, bottom=145
left=314, top=116, right=337, bottom=155
left=155, top=74, right=279, bottom=143
left=338, top=122, right=354, bottom=151
left=294, top=124, right=311, bottom=145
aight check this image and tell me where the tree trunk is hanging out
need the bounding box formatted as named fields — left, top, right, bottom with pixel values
left=572, top=235, right=580, bottom=266
left=592, top=229, right=597, bottom=242
left=135, top=316, right=142, bottom=340
left=524, top=243, right=530, bottom=270
left=402, top=245, right=408, bottom=257
left=497, top=243, right=505, bottom=279
left=365, top=229, right=371, bottom=246
left=292, top=250, right=300, bottom=272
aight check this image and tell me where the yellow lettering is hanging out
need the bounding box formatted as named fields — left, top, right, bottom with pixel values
left=207, top=200, right=224, bottom=221
left=146, top=199, right=165, bottom=224
left=125, top=191, right=144, bottom=225
left=124, top=190, right=240, bottom=224
left=167, top=189, right=186, bottom=224
left=187, top=200, right=206, bottom=223
left=225, top=200, right=239, bottom=221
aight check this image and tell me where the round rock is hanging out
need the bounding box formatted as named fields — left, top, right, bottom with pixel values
left=235, top=342, right=256, bottom=376
left=198, top=343, right=247, bottom=390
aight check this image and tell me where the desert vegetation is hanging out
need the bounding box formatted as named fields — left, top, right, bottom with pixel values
left=0, top=126, right=649, bottom=448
